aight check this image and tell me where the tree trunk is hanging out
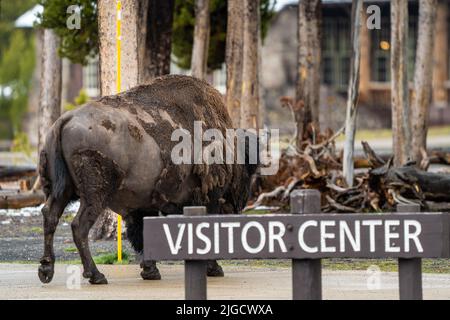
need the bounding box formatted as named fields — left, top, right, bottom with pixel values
left=225, top=0, right=244, bottom=128
left=141, top=0, right=174, bottom=82
left=191, top=0, right=210, bottom=80
left=411, top=0, right=437, bottom=165
left=39, top=29, right=62, bottom=154
left=296, top=0, right=322, bottom=146
left=390, top=0, right=412, bottom=166
left=343, top=0, right=363, bottom=187
left=97, top=0, right=141, bottom=240
left=240, top=0, right=260, bottom=130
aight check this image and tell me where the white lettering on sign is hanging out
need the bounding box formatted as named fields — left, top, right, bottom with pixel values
left=404, top=220, right=423, bottom=253
left=298, top=220, right=319, bottom=253
left=188, top=223, right=194, bottom=254
left=321, top=221, right=336, bottom=253
left=340, top=220, right=361, bottom=252
left=163, top=223, right=185, bottom=255
left=242, top=222, right=266, bottom=254
left=268, top=221, right=287, bottom=253
left=385, top=220, right=400, bottom=253
left=362, top=220, right=382, bottom=252
left=221, top=222, right=240, bottom=254
left=160, top=218, right=425, bottom=257
left=214, top=222, right=220, bottom=254
left=196, top=223, right=211, bottom=254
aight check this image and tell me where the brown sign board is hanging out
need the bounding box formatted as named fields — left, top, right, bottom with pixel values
left=143, top=213, right=450, bottom=261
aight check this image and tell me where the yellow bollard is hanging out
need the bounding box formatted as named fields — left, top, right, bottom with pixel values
left=116, top=0, right=122, bottom=263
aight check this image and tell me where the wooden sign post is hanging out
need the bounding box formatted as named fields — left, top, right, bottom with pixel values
left=397, top=203, right=422, bottom=300
left=290, top=189, right=322, bottom=300
left=183, top=206, right=207, bottom=300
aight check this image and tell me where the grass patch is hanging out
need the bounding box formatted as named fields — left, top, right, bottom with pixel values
left=63, top=246, right=78, bottom=253
left=61, top=214, right=75, bottom=224
left=25, top=227, right=43, bottom=234
left=93, top=251, right=130, bottom=265
left=336, top=125, right=450, bottom=142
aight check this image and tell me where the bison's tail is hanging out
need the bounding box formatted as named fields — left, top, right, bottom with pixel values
left=39, top=115, right=73, bottom=200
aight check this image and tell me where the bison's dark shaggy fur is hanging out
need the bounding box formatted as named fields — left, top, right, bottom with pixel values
left=38, top=75, right=258, bottom=284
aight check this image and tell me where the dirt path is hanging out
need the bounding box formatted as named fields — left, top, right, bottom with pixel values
left=0, top=264, right=449, bottom=300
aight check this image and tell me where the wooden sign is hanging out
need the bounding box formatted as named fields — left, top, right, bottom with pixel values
left=143, top=213, right=450, bottom=261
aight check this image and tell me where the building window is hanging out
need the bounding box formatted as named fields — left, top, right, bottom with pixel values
left=82, top=56, right=100, bottom=98
left=370, top=5, right=418, bottom=82
left=321, top=16, right=351, bottom=91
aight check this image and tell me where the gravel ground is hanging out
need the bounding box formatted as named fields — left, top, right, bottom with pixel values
left=0, top=202, right=134, bottom=263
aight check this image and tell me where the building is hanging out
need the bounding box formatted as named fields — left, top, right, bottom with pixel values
left=262, top=0, right=450, bottom=131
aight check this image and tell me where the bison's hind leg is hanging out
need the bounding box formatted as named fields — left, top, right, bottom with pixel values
left=71, top=150, right=124, bottom=285
left=38, top=193, right=72, bottom=283
left=125, top=211, right=161, bottom=280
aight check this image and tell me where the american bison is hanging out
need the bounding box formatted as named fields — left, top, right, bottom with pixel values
left=38, top=75, right=258, bottom=284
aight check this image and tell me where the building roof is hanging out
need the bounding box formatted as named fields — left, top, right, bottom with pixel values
left=14, top=4, right=43, bottom=28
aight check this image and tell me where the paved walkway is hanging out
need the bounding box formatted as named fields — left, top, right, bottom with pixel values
left=0, top=264, right=449, bottom=300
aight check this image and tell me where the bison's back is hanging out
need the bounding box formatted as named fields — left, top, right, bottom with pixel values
left=97, top=75, right=243, bottom=214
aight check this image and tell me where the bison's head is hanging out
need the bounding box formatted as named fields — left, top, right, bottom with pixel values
left=218, top=131, right=261, bottom=214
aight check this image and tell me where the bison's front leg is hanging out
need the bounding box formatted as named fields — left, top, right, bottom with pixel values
left=72, top=202, right=107, bottom=285
left=140, top=260, right=162, bottom=280
left=38, top=195, right=70, bottom=283
left=207, top=260, right=224, bottom=277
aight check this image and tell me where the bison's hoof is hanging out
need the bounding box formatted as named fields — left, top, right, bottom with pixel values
left=38, top=264, right=54, bottom=283
left=141, top=267, right=161, bottom=280
left=89, top=272, right=108, bottom=285
left=207, top=262, right=224, bottom=277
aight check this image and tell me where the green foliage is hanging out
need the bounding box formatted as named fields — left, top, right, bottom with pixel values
left=10, top=131, right=32, bottom=157
left=39, top=0, right=275, bottom=71
left=38, top=0, right=98, bottom=65
left=64, top=89, right=89, bottom=111
left=172, top=0, right=275, bottom=71
left=0, top=1, right=37, bottom=138
left=0, top=0, right=36, bottom=57
left=93, top=251, right=130, bottom=265
left=0, top=30, right=35, bottom=133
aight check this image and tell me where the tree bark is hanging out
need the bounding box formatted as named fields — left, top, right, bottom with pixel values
left=390, top=0, right=412, bottom=166
left=296, top=0, right=322, bottom=146
left=97, top=0, right=141, bottom=240
left=225, top=0, right=244, bottom=128
left=240, top=0, right=260, bottom=130
left=411, top=0, right=437, bottom=165
left=343, top=0, right=363, bottom=187
left=141, top=0, right=174, bottom=82
left=39, top=29, right=62, bottom=154
left=191, top=0, right=211, bottom=80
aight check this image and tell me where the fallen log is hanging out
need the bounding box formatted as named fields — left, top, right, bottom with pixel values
left=354, top=148, right=450, bottom=169
left=372, top=164, right=450, bottom=203
left=0, top=190, right=45, bottom=209
left=0, top=165, right=37, bottom=182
